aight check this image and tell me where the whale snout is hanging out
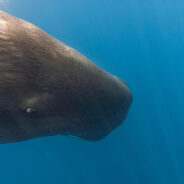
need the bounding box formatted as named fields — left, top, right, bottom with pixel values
left=75, top=75, right=133, bottom=141
left=117, top=77, right=132, bottom=111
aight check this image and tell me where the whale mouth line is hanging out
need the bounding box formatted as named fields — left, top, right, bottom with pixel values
left=65, top=129, right=111, bottom=141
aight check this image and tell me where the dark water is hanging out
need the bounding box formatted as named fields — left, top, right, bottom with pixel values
left=1, top=0, right=184, bottom=183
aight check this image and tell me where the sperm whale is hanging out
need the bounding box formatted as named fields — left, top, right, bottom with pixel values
left=0, top=11, right=132, bottom=143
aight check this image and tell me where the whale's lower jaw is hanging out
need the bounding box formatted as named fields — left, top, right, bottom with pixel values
left=77, top=130, right=112, bottom=141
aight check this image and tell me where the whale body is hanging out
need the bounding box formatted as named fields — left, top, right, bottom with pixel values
left=0, top=11, right=132, bottom=143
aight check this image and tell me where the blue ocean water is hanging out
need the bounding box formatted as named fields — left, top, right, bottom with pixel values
left=0, top=0, right=184, bottom=183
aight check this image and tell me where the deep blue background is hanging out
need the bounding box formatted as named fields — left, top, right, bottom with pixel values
left=1, top=0, right=184, bottom=183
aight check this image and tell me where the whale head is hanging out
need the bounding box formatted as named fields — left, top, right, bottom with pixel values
left=0, top=11, right=132, bottom=143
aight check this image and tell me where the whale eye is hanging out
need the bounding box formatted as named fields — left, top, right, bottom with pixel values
left=23, top=106, right=36, bottom=116
left=23, top=106, right=41, bottom=118
left=26, top=107, right=33, bottom=114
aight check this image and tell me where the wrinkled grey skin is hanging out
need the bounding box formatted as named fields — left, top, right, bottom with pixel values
left=0, top=11, right=132, bottom=143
